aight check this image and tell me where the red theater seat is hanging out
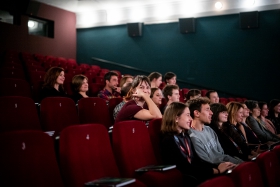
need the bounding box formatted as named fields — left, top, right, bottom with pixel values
left=148, top=118, right=163, bottom=164
left=113, top=120, right=184, bottom=187
left=0, top=96, right=41, bottom=132
left=77, top=97, right=112, bottom=129
left=198, top=176, right=235, bottom=187
left=0, top=130, right=64, bottom=187
left=256, top=151, right=280, bottom=187
left=0, top=78, right=32, bottom=98
left=59, top=124, right=146, bottom=187
left=230, top=161, right=264, bottom=187
left=40, top=97, right=79, bottom=135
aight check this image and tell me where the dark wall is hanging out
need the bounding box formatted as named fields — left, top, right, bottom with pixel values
left=77, top=10, right=280, bottom=102
left=0, top=1, right=76, bottom=58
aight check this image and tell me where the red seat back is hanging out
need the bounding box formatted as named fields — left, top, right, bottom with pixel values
left=59, top=124, right=120, bottom=187
left=78, top=97, right=112, bottom=129
left=231, top=161, right=264, bottom=187
left=0, top=96, right=41, bottom=132
left=256, top=151, right=280, bottom=187
left=40, top=97, right=79, bottom=133
left=148, top=118, right=163, bottom=164
left=0, top=130, right=64, bottom=187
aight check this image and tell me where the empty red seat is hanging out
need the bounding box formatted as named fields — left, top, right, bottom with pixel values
left=78, top=97, right=112, bottom=129
left=88, top=83, right=104, bottom=97
left=0, top=67, right=26, bottom=80
left=0, top=96, right=41, bottom=132
left=0, top=130, right=64, bottom=187
left=148, top=118, right=163, bottom=164
left=230, top=161, right=264, bottom=187
left=219, top=97, right=228, bottom=105
left=198, top=176, right=235, bottom=187
left=59, top=124, right=146, bottom=187
left=0, top=78, right=32, bottom=98
left=256, top=150, right=280, bottom=187
left=40, top=97, right=79, bottom=135
left=200, top=89, right=208, bottom=97
left=113, top=120, right=184, bottom=187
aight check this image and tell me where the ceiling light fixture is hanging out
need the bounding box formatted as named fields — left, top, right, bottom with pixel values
left=215, top=2, right=223, bottom=10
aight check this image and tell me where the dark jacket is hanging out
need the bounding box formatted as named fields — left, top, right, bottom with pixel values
left=160, top=132, right=216, bottom=186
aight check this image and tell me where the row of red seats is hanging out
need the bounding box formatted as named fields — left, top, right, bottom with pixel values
left=1, top=117, right=280, bottom=187
left=0, top=96, right=125, bottom=134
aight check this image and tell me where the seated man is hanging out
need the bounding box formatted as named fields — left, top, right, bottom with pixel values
left=205, top=90, right=220, bottom=104
left=185, top=89, right=201, bottom=101
left=98, top=71, right=121, bottom=101
left=187, top=97, right=243, bottom=165
left=162, top=84, right=180, bottom=113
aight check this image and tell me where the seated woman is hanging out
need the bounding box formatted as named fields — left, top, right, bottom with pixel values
left=266, top=99, right=280, bottom=134
left=240, top=103, right=263, bottom=149
left=245, top=100, right=280, bottom=143
left=258, top=101, right=278, bottom=135
left=150, top=87, right=163, bottom=108
left=209, top=103, right=244, bottom=160
left=39, top=67, right=67, bottom=102
left=148, top=72, right=162, bottom=88
left=161, top=102, right=235, bottom=187
left=119, top=75, right=133, bottom=87
left=223, top=102, right=258, bottom=160
left=114, top=75, right=162, bottom=123
left=71, top=74, right=89, bottom=103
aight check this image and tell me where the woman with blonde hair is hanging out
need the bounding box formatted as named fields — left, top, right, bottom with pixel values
left=161, top=102, right=234, bottom=187
left=39, top=67, right=67, bottom=101
left=223, top=102, right=258, bottom=160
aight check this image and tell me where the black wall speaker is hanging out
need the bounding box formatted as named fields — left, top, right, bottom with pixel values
left=127, top=23, right=143, bottom=37
left=179, top=18, right=195, bottom=34
left=239, top=11, right=259, bottom=29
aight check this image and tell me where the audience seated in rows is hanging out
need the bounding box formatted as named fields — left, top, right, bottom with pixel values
left=164, top=72, right=176, bottom=85
left=245, top=100, right=280, bottom=143
left=206, top=90, right=220, bottom=104
left=224, top=102, right=258, bottom=160
left=209, top=103, right=246, bottom=160
left=162, top=85, right=180, bottom=113
left=71, top=74, right=89, bottom=104
left=160, top=102, right=235, bottom=187
left=98, top=71, right=121, bottom=101
left=148, top=72, right=162, bottom=88
left=239, top=103, right=266, bottom=151
left=114, top=75, right=162, bottom=124
left=187, top=97, right=243, bottom=165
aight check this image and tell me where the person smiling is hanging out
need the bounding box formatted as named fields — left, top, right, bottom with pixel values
left=150, top=87, right=163, bottom=108
left=71, top=74, right=89, bottom=103
left=187, top=97, right=243, bottom=165
left=223, top=102, right=258, bottom=161
left=39, top=66, right=67, bottom=102
left=161, top=102, right=235, bottom=187
left=114, top=75, right=162, bottom=124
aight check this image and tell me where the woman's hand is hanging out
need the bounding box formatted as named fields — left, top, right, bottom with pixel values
left=217, top=162, right=236, bottom=173
left=132, top=88, right=149, bottom=98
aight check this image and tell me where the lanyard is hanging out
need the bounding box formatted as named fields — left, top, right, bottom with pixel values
left=174, top=134, right=192, bottom=163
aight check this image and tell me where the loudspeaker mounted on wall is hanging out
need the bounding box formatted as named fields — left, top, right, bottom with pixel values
left=127, top=23, right=143, bottom=37
left=239, top=11, right=259, bottom=29
left=179, top=18, right=196, bottom=34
